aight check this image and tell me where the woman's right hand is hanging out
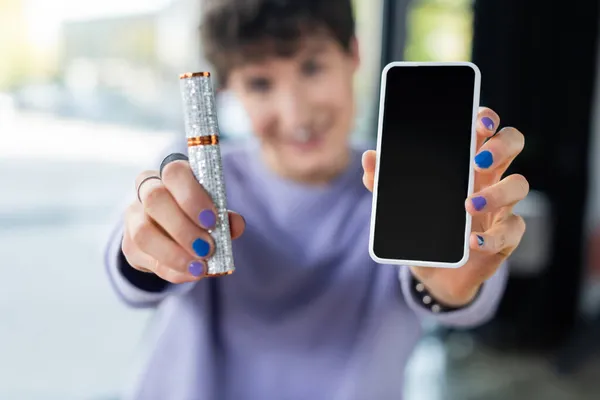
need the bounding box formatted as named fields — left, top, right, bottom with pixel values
left=121, top=156, right=246, bottom=284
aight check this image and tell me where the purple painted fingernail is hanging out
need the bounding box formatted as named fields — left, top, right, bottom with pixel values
left=189, top=261, right=204, bottom=277
left=472, top=196, right=487, bottom=211
left=481, top=117, right=495, bottom=131
left=199, top=209, right=216, bottom=229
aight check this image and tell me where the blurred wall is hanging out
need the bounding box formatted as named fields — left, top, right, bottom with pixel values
left=587, top=30, right=600, bottom=230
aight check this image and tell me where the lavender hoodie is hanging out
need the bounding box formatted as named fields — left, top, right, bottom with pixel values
left=105, top=140, right=507, bottom=400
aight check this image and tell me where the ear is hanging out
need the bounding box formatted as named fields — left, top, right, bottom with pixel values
left=349, top=36, right=361, bottom=72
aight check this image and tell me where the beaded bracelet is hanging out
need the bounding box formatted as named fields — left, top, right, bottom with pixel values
left=410, top=276, right=482, bottom=313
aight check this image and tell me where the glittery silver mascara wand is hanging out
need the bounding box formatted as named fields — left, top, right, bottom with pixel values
left=179, top=72, right=234, bottom=277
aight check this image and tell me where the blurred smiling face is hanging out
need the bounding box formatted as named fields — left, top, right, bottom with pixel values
left=227, top=35, right=360, bottom=184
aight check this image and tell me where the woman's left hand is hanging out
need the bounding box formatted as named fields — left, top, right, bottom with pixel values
left=362, top=107, right=529, bottom=307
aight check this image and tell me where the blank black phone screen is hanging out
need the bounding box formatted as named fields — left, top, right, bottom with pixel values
left=372, top=64, right=477, bottom=264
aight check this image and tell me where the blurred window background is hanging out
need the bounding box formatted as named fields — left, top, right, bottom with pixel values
left=1, top=0, right=599, bottom=399
left=405, top=0, right=473, bottom=62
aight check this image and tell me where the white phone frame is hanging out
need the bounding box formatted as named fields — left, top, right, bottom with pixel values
left=368, top=61, right=481, bottom=269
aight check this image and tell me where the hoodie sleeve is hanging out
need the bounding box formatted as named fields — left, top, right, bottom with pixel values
left=399, top=262, right=509, bottom=328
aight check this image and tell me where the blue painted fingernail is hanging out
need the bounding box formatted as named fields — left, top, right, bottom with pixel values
left=192, top=238, right=210, bottom=257
left=476, top=235, right=485, bottom=247
left=481, top=117, right=495, bottom=131
left=189, top=261, right=204, bottom=277
left=472, top=196, right=487, bottom=211
left=199, top=209, right=216, bottom=229
left=475, top=150, right=493, bottom=169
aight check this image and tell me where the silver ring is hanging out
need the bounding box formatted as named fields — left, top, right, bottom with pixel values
left=137, top=176, right=161, bottom=203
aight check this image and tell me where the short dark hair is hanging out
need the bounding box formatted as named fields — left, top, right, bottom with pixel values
left=200, top=0, right=356, bottom=85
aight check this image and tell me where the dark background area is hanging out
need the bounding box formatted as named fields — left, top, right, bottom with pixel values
left=1, top=0, right=599, bottom=398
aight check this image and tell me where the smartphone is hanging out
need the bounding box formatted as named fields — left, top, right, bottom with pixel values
left=369, top=61, right=481, bottom=268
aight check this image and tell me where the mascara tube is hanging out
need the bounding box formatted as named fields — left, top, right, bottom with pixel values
left=179, top=72, right=234, bottom=277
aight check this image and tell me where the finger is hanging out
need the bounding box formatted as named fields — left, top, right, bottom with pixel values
left=160, top=154, right=219, bottom=231
left=155, top=261, right=206, bottom=284
left=161, top=154, right=247, bottom=240
left=470, top=214, right=526, bottom=255
left=475, top=107, right=501, bottom=150
left=125, top=202, right=208, bottom=277
left=123, top=224, right=205, bottom=282
left=466, top=173, right=529, bottom=215
left=121, top=229, right=152, bottom=273
left=160, top=153, right=189, bottom=175
left=136, top=169, right=162, bottom=198
left=473, top=127, right=525, bottom=174
left=229, top=211, right=246, bottom=240
left=361, top=150, right=377, bottom=192
left=136, top=177, right=216, bottom=260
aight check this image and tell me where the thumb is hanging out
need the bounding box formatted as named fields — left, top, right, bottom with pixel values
left=362, top=150, right=377, bottom=192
